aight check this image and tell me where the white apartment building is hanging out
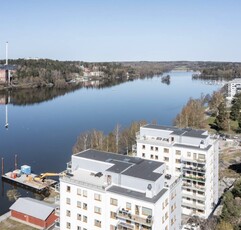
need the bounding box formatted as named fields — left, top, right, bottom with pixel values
left=135, top=124, right=219, bottom=219
left=58, top=149, right=182, bottom=230
left=226, top=78, right=241, bottom=102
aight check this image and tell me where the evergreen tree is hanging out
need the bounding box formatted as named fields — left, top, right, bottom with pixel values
left=215, top=102, right=229, bottom=131
left=230, top=94, right=241, bottom=121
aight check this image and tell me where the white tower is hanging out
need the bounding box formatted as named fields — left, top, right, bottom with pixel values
left=5, top=41, right=8, bottom=65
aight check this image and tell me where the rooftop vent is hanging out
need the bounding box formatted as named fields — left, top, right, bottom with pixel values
left=165, top=174, right=171, bottom=180
left=94, top=172, right=103, bottom=177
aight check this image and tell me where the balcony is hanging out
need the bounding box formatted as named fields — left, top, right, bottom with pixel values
left=182, top=158, right=206, bottom=164
left=116, top=208, right=153, bottom=227
left=182, top=182, right=205, bottom=191
left=182, top=192, right=205, bottom=202
left=183, top=175, right=205, bottom=182
left=182, top=201, right=205, bottom=210
left=182, top=166, right=205, bottom=173
left=117, top=221, right=134, bottom=230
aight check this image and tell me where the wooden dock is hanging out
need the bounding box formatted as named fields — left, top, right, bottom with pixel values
left=1, top=171, right=57, bottom=195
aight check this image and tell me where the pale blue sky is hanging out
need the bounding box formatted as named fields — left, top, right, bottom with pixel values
left=0, top=0, right=241, bottom=62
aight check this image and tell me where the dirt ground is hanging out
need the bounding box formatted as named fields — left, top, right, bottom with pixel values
left=0, top=218, right=38, bottom=230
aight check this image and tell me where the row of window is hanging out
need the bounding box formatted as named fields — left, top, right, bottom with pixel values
left=141, top=153, right=181, bottom=165
left=141, top=146, right=206, bottom=162
left=142, top=145, right=169, bottom=153
left=66, top=187, right=102, bottom=201
left=66, top=219, right=101, bottom=229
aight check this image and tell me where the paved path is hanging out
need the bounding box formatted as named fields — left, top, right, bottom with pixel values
left=0, top=211, right=10, bottom=223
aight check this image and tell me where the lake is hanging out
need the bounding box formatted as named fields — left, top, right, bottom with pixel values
left=0, top=71, right=222, bottom=214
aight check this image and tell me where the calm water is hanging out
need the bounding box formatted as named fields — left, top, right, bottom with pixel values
left=0, top=71, right=222, bottom=214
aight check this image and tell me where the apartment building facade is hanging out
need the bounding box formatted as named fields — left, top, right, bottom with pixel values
left=58, top=149, right=182, bottom=230
left=226, top=78, right=241, bottom=102
left=135, top=124, right=219, bottom=219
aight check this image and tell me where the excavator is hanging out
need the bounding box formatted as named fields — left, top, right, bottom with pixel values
left=33, top=172, right=66, bottom=182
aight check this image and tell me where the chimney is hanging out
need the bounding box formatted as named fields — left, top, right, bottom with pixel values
left=5, top=42, right=8, bottom=65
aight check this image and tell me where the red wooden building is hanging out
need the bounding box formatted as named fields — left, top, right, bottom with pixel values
left=10, top=197, right=57, bottom=229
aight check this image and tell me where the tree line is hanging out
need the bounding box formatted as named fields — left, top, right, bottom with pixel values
left=72, top=121, right=147, bottom=155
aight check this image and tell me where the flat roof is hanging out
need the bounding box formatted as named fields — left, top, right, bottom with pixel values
left=174, top=143, right=212, bottom=151
left=143, top=124, right=208, bottom=139
left=74, top=149, right=163, bottom=181
left=107, top=185, right=167, bottom=203
left=9, top=197, right=56, bottom=220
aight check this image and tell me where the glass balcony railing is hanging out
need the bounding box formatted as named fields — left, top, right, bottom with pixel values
left=116, top=208, right=153, bottom=227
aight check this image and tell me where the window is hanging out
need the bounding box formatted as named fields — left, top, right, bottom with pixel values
left=164, top=148, right=169, bottom=153
left=155, top=147, right=158, bottom=151
left=176, top=150, right=181, bottom=155
left=94, top=206, right=101, bottom=214
left=162, top=202, right=165, bottom=210
left=83, top=215, right=87, bottom=223
left=66, top=198, right=70, bottom=205
left=165, top=212, right=168, bottom=220
left=110, top=211, right=116, bottom=219
left=77, top=201, right=81, bottom=208
left=77, top=226, right=81, bottom=230
left=198, top=154, right=205, bottom=161
left=151, top=146, right=154, bottom=151
left=110, top=198, right=118, bottom=206
left=175, top=159, right=181, bottom=164
left=164, top=157, right=169, bottom=162
left=150, top=154, right=154, bottom=159
left=126, top=202, right=131, bottom=210
left=142, top=207, right=152, bottom=216
left=142, top=145, right=145, bottom=149
left=83, top=203, right=87, bottom=210
left=83, top=190, right=87, bottom=197
left=77, top=188, right=81, bottom=195
left=66, top=186, right=71, bottom=192
left=66, top=210, right=71, bottom=217
left=162, top=216, right=165, bottom=224
left=165, top=198, right=168, bottom=206
left=94, top=193, right=101, bottom=201
left=94, top=219, right=102, bottom=228
left=77, top=213, right=82, bottom=221
left=175, top=167, right=181, bottom=172
left=142, top=153, right=145, bottom=157
left=187, top=152, right=191, bottom=157
left=155, top=155, right=158, bottom=160
left=66, top=222, right=71, bottom=229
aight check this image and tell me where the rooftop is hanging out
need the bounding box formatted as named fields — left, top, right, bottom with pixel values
left=9, top=197, right=57, bottom=220
left=143, top=124, right=208, bottom=139
left=74, top=149, right=163, bottom=181
left=107, top=185, right=167, bottom=203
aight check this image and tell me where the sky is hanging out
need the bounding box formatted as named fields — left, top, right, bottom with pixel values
left=0, top=0, right=241, bottom=62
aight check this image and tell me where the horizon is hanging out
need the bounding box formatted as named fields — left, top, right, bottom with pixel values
left=1, top=1, right=241, bottom=62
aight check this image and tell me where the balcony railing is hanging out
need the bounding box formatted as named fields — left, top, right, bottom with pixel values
left=182, top=193, right=205, bottom=202
left=182, top=182, right=205, bottom=191
left=182, top=158, right=206, bottom=164
left=182, top=166, right=205, bottom=173
left=117, top=221, right=134, bottom=230
left=116, top=208, right=153, bottom=227
left=183, top=175, right=205, bottom=182
left=182, top=201, right=205, bottom=210
left=61, top=176, right=107, bottom=191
